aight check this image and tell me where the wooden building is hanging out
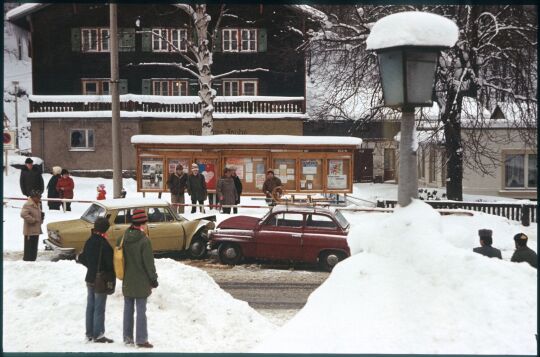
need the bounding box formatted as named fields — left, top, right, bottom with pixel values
left=132, top=135, right=362, bottom=195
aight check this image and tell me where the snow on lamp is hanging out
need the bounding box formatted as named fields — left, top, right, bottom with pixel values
left=366, top=12, right=458, bottom=109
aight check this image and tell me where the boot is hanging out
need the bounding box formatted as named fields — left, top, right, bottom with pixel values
left=136, top=342, right=154, bottom=348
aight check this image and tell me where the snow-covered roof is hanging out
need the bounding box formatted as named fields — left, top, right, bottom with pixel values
left=131, top=134, right=363, bottom=147
left=29, top=95, right=305, bottom=104
left=95, top=198, right=170, bottom=209
left=366, top=12, right=459, bottom=50
left=5, top=3, right=48, bottom=21
left=460, top=97, right=491, bottom=119
left=28, top=111, right=308, bottom=120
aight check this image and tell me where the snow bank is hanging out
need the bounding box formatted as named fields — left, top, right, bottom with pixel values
left=7, top=153, right=43, bottom=166
left=367, top=12, right=458, bottom=50
left=3, top=259, right=275, bottom=352
left=254, top=200, right=537, bottom=354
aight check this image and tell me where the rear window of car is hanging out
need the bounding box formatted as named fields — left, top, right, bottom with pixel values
left=334, top=210, right=350, bottom=229
left=305, top=214, right=338, bottom=229
left=81, top=204, right=106, bottom=223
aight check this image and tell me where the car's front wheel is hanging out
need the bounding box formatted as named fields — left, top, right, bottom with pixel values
left=188, top=233, right=208, bottom=259
left=319, top=251, right=345, bottom=272
left=218, top=243, right=242, bottom=265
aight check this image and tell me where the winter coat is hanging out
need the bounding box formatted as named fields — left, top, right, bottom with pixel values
left=97, top=189, right=106, bottom=200
left=117, top=227, right=158, bottom=298
left=20, top=166, right=44, bottom=197
left=233, top=175, right=243, bottom=204
left=216, top=177, right=238, bottom=206
left=187, top=173, right=207, bottom=201
left=46, top=175, right=62, bottom=209
left=20, top=198, right=43, bottom=236
left=262, top=177, right=282, bottom=198
left=56, top=176, right=75, bottom=199
left=78, top=232, right=115, bottom=284
left=511, top=246, right=538, bottom=269
left=473, top=245, right=502, bottom=259
left=167, top=172, right=188, bottom=196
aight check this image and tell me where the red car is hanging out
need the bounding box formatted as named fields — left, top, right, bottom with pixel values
left=209, top=205, right=351, bottom=271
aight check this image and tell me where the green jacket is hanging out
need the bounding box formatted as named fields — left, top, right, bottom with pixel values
left=117, top=227, right=158, bottom=298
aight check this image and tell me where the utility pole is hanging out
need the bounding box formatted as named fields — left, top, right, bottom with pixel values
left=12, top=81, right=19, bottom=150
left=110, top=4, right=122, bottom=198
left=397, top=108, right=418, bottom=207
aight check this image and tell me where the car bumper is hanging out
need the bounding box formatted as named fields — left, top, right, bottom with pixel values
left=43, top=239, right=76, bottom=258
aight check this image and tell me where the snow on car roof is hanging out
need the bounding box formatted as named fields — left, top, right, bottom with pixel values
left=272, top=205, right=334, bottom=214
left=94, top=198, right=170, bottom=209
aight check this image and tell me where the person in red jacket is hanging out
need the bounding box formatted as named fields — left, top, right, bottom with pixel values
left=96, top=184, right=107, bottom=200
left=56, top=169, right=75, bottom=211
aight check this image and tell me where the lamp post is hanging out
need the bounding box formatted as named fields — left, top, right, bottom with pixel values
left=12, top=80, right=19, bottom=150
left=366, top=11, right=458, bottom=207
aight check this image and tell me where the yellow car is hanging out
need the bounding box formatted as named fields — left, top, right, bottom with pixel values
left=45, top=198, right=215, bottom=259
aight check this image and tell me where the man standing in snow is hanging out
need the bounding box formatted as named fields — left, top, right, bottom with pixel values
left=167, top=164, right=187, bottom=214
left=510, top=233, right=537, bottom=269
left=187, top=163, right=207, bottom=213
left=262, top=170, right=282, bottom=206
left=472, top=229, right=502, bottom=259
left=20, top=189, right=44, bottom=261
left=19, top=158, right=44, bottom=197
left=119, top=209, right=158, bottom=348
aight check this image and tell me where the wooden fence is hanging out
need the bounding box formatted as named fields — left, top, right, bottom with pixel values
left=376, top=199, right=537, bottom=226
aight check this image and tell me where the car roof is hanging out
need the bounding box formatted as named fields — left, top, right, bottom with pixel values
left=271, top=205, right=334, bottom=215
left=94, top=198, right=170, bottom=210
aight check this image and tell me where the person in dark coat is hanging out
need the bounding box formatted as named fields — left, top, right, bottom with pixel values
left=216, top=168, right=238, bottom=214
left=167, top=164, right=188, bottom=214
left=46, top=166, right=62, bottom=210
left=20, top=157, right=44, bottom=197
left=510, top=233, right=537, bottom=269
left=77, top=217, right=115, bottom=343
left=231, top=167, right=243, bottom=214
left=262, top=170, right=282, bottom=206
left=56, top=168, right=75, bottom=211
left=473, top=229, right=502, bottom=259
left=117, top=209, right=158, bottom=348
left=187, top=163, right=207, bottom=213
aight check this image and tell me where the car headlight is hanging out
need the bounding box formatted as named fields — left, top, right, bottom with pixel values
left=48, top=230, right=61, bottom=242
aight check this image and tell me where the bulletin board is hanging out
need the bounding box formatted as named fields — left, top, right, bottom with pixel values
left=273, top=158, right=296, bottom=191
left=225, top=156, right=267, bottom=194
left=195, top=158, right=218, bottom=191
left=327, top=159, right=350, bottom=189
left=300, top=159, right=323, bottom=191
left=141, top=157, right=164, bottom=190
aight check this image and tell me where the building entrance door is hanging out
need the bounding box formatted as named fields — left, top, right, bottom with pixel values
left=384, top=148, right=396, bottom=181
left=354, top=149, right=373, bottom=182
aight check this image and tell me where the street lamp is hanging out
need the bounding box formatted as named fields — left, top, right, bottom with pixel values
left=366, top=11, right=458, bottom=206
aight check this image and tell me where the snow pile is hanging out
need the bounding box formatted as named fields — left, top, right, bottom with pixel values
left=254, top=200, right=537, bottom=354
left=7, top=152, right=43, bottom=166
left=366, top=12, right=458, bottom=50
left=3, top=259, right=275, bottom=352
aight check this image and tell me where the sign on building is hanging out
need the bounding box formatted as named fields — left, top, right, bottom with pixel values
left=3, top=131, right=15, bottom=150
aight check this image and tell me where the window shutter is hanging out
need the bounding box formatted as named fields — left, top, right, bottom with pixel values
left=212, top=28, right=221, bottom=52
left=119, top=28, right=135, bottom=52
left=142, top=79, right=152, bottom=95
left=189, top=79, right=199, bottom=96
left=71, top=28, right=81, bottom=52
left=141, top=28, right=152, bottom=52
left=257, top=28, right=267, bottom=52
left=119, top=79, right=128, bottom=94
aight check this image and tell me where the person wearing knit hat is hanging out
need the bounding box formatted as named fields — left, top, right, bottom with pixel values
left=473, top=229, right=502, bottom=259
left=187, top=163, right=207, bottom=213
left=510, top=233, right=537, bottom=269
left=77, top=216, right=115, bottom=343
left=46, top=166, right=63, bottom=210
left=118, top=208, right=157, bottom=348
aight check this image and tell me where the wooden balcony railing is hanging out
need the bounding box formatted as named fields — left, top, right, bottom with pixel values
left=29, top=95, right=306, bottom=115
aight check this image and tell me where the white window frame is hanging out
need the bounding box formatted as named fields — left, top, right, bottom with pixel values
left=503, top=151, right=537, bottom=189
left=152, top=28, right=188, bottom=52
left=81, top=79, right=111, bottom=95
left=151, top=79, right=189, bottom=96
left=222, top=79, right=259, bottom=96
left=222, top=29, right=238, bottom=52
left=240, top=29, right=257, bottom=52
left=81, top=28, right=109, bottom=52
left=70, top=129, right=95, bottom=151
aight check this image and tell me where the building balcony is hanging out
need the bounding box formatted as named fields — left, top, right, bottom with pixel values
left=28, top=94, right=306, bottom=119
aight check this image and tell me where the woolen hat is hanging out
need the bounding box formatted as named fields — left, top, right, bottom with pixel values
left=131, top=208, right=148, bottom=224
left=191, top=163, right=199, bottom=170
left=52, top=166, right=62, bottom=175
left=478, top=229, right=492, bottom=239
left=513, top=233, right=528, bottom=241
left=94, top=217, right=110, bottom=233
left=25, top=158, right=33, bottom=164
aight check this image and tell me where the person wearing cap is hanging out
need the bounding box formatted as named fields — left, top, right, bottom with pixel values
left=19, top=157, right=44, bottom=198
left=186, top=163, right=207, bottom=213
left=216, top=167, right=238, bottom=214
left=20, top=189, right=44, bottom=261
left=118, top=208, right=158, bottom=348
left=77, top=217, right=115, bottom=343
left=46, top=166, right=63, bottom=210
left=262, top=170, right=282, bottom=206
left=473, top=229, right=502, bottom=259
left=56, top=168, right=75, bottom=211
left=167, top=164, right=187, bottom=214
left=510, top=233, right=537, bottom=269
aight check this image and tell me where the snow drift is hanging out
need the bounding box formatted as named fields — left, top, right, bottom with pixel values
left=254, top=200, right=537, bottom=354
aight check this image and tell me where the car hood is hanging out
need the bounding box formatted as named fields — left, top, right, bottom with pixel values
left=217, top=216, right=260, bottom=230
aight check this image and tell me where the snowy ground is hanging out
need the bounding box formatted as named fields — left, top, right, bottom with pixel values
left=3, top=160, right=537, bottom=353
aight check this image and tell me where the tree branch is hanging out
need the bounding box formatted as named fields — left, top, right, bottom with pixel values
left=213, top=68, right=270, bottom=80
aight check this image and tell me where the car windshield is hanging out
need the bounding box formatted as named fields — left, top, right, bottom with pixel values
left=334, top=209, right=350, bottom=229
left=81, top=204, right=106, bottom=223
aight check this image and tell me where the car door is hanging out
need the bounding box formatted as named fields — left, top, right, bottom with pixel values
left=302, top=213, right=344, bottom=262
left=255, top=212, right=303, bottom=260
left=146, top=206, right=183, bottom=251
left=109, top=209, right=132, bottom=246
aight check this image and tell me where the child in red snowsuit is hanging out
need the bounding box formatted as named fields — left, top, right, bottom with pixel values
left=96, top=184, right=106, bottom=200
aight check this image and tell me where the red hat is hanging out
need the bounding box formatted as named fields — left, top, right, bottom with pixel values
left=131, top=208, right=148, bottom=224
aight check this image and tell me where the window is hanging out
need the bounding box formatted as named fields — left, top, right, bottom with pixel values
left=504, top=153, right=537, bottom=189
left=305, top=214, right=337, bottom=229
left=223, top=79, right=258, bottom=96
left=152, top=28, right=187, bottom=52
left=81, top=28, right=109, bottom=52
left=223, top=29, right=257, bottom=52
left=264, top=213, right=303, bottom=228
left=82, top=79, right=110, bottom=95
left=148, top=207, right=173, bottom=223
left=152, top=80, right=188, bottom=96
left=70, top=129, right=95, bottom=150
left=300, top=159, right=323, bottom=190
left=81, top=204, right=106, bottom=223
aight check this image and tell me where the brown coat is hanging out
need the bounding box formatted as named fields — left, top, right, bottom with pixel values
left=20, top=198, right=43, bottom=236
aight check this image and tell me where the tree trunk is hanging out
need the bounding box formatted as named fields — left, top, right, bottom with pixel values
left=194, top=5, right=214, bottom=136
left=442, top=91, right=463, bottom=201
